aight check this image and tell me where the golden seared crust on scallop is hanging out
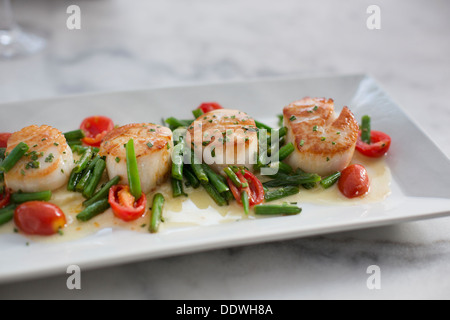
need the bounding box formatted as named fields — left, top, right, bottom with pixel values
left=283, top=97, right=359, bottom=176
left=4, top=125, right=75, bottom=192
left=186, top=109, right=258, bottom=174
left=99, top=123, right=173, bottom=194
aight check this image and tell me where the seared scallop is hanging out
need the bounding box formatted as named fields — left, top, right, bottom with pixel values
left=99, top=123, right=173, bottom=194
left=4, top=125, right=75, bottom=192
left=186, top=109, right=258, bottom=174
left=283, top=97, right=359, bottom=176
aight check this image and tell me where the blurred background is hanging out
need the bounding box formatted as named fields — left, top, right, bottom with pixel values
left=2, top=0, right=449, bottom=153
left=0, top=0, right=449, bottom=299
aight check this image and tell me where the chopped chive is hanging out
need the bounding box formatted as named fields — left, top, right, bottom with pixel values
left=45, top=153, right=54, bottom=163
left=289, top=115, right=296, bottom=121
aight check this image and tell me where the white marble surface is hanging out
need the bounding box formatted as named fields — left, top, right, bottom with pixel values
left=0, top=0, right=449, bottom=300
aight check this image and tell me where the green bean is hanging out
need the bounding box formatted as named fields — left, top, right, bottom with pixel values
left=126, top=139, right=142, bottom=199
left=255, top=129, right=270, bottom=169
left=223, top=166, right=247, bottom=188
left=263, top=172, right=321, bottom=188
left=171, top=178, right=187, bottom=198
left=272, top=142, right=295, bottom=162
left=202, top=183, right=227, bottom=207
left=71, top=145, right=89, bottom=155
left=264, top=186, right=300, bottom=202
left=241, top=191, right=250, bottom=215
left=301, top=182, right=317, bottom=190
left=266, top=161, right=293, bottom=175
left=11, top=190, right=52, bottom=204
left=76, top=199, right=110, bottom=222
left=360, top=115, right=371, bottom=144
left=75, top=156, right=99, bottom=192
left=83, top=158, right=106, bottom=198
left=320, top=172, right=341, bottom=189
left=255, top=120, right=273, bottom=131
left=267, top=126, right=287, bottom=146
left=164, top=117, right=193, bottom=130
left=0, top=142, right=29, bottom=173
left=75, top=170, right=92, bottom=192
left=67, top=171, right=82, bottom=191
left=149, top=193, right=165, bottom=233
left=183, top=165, right=200, bottom=189
left=64, top=129, right=85, bottom=141
left=222, top=190, right=233, bottom=202
left=68, top=140, right=82, bottom=148
left=189, top=154, right=209, bottom=184
left=0, top=204, right=16, bottom=226
left=295, top=169, right=319, bottom=190
left=83, top=176, right=120, bottom=207
left=254, top=204, right=302, bottom=215
left=276, top=126, right=287, bottom=139
left=202, top=164, right=229, bottom=194
left=73, top=147, right=93, bottom=174
left=171, top=139, right=185, bottom=181
left=192, top=108, right=204, bottom=119
left=277, top=114, right=284, bottom=127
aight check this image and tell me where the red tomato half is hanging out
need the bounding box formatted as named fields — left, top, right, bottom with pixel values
left=0, top=188, right=11, bottom=209
left=197, top=102, right=223, bottom=114
left=14, top=201, right=66, bottom=235
left=108, top=185, right=147, bottom=222
left=227, top=169, right=265, bottom=207
left=80, top=116, right=114, bottom=147
left=338, top=164, right=370, bottom=199
left=356, top=130, right=391, bottom=158
left=0, top=133, right=12, bottom=148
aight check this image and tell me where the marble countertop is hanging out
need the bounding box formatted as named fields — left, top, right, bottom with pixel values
left=0, top=0, right=449, bottom=299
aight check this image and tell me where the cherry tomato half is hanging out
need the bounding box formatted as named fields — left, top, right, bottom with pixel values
left=227, top=169, right=265, bottom=207
left=356, top=130, right=391, bottom=158
left=108, top=184, right=147, bottom=222
left=338, top=164, right=370, bottom=199
left=0, top=188, right=11, bottom=209
left=0, top=133, right=12, bottom=148
left=197, top=102, right=223, bottom=114
left=80, top=116, right=114, bottom=147
left=14, top=201, right=66, bottom=235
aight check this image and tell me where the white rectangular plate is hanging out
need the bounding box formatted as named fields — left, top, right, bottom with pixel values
left=1, top=74, right=450, bottom=284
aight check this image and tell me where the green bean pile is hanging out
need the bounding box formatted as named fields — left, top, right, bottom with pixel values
left=66, top=146, right=114, bottom=222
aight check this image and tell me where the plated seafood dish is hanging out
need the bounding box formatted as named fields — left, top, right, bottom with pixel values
left=0, top=97, right=392, bottom=242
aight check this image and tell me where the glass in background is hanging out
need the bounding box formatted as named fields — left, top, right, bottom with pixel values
left=0, top=0, right=46, bottom=59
